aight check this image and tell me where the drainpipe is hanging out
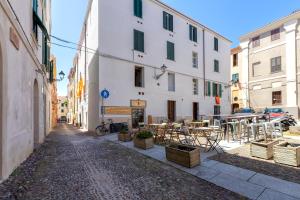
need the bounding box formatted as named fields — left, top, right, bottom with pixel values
left=202, top=29, right=206, bottom=98
left=84, top=23, right=87, bottom=102
left=247, top=40, right=251, bottom=108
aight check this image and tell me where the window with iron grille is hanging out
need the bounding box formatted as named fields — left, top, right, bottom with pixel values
left=271, top=56, right=281, bottom=73
left=252, top=36, right=260, bottom=48
left=193, top=79, right=198, bottom=95
left=192, top=52, right=198, bottom=68
left=271, top=28, right=280, bottom=41
left=272, top=91, right=282, bottom=105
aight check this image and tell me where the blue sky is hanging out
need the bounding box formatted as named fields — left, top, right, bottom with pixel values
left=52, top=0, right=300, bottom=96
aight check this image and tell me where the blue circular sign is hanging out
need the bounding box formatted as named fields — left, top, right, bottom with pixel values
left=100, top=89, right=110, bottom=99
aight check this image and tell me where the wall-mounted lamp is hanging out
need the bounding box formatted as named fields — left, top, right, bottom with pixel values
left=154, top=64, right=167, bottom=80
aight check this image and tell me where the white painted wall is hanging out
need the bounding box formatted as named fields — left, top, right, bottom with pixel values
left=0, top=0, right=52, bottom=180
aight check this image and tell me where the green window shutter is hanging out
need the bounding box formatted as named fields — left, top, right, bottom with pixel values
left=212, top=83, right=217, bottom=97
left=214, top=37, right=218, bottom=51
left=134, top=0, right=142, bottom=18
left=214, top=60, right=219, bottom=72
left=47, top=43, right=50, bottom=71
left=207, top=81, right=211, bottom=96
left=193, top=27, right=197, bottom=42
left=219, top=84, right=222, bottom=97
left=33, top=0, right=38, bottom=13
left=49, top=60, right=53, bottom=82
left=163, top=11, right=167, bottom=29
left=167, top=41, right=174, bottom=60
left=189, top=25, right=193, bottom=41
left=134, top=30, right=144, bottom=52
left=169, top=14, right=173, bottom=32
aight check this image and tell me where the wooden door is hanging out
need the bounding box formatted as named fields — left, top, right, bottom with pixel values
left=193, top=102, right=199, bottom=121
left=167, top=101, right=176, bottom=122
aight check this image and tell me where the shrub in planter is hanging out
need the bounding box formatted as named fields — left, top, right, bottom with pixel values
left=250, top=139, right=279, bottom=160
left=166, top=144, right=200, bottom=168
left=118, top=127, right=132, bottom=142
left=134, top=131, right=154, bottom=150
left=274, top=142, right=300, bottom=167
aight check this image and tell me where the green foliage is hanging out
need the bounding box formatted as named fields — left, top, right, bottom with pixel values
left=136, top=131, right=153, bottom=139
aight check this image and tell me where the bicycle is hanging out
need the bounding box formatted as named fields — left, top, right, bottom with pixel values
left=95, top=119, right=113, bottom=136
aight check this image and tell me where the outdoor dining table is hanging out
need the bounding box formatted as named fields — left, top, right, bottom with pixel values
left=190, top=127, right=214, bottom=151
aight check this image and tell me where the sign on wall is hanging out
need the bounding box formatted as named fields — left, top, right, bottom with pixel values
left=131, top=100, right=146, bottom=108
left=104, top=107, right=132, bottom=115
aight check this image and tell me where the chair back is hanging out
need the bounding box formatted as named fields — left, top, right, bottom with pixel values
left=213, top=119, right=221, bottom=128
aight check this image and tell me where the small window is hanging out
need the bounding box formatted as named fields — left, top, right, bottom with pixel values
left=167, top=41, right=175, bottom=61
left=252, top=36, right=260, bottom=48
left=135, top=67, right=144, bottom=87
left=134, top=0, right=142, bottom=18
left=214, top=37, right=219, bottom=51
left=205, top=81, right=211, bottom=96
left=271, top=28, right=280, bottom=41
left=134, top=29, right=144, bottom=52
left=61, top=109, right=64, bottom=113
left=61, top=103, right=64, bottom=107
left=193, top=79, right=198, bottom=95
left=272, top=91, right=282, bottom=105
left=189, top=25, right=197, bottom=42
left=271, top=56, right=281, bottom=73
left=214, top=105, right=221, bottom=115
left=192, top=52, right=198, bottom=68
left=252, top=62, right=261, bottom=77
left=232, top=73, right=239, bottom=82
left=214, top=60, right=219, bottom=72
left=233, top=53, right=238, bottom=66
left=168, top=73, right=175, bottom=92
left=163, top=11, right=173, bottom=32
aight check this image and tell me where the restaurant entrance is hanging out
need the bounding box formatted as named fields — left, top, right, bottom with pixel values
left=132, top=108, right=145, bottom=128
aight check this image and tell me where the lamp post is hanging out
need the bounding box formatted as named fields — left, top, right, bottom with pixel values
left=154, top=64, right=168, bottom=80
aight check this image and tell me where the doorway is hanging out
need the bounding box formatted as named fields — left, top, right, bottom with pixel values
left=132, top=108, right=145, bottom=129
left=232, top=103, right=239, bottom=114
left=193, top=102, right=199, bottom=121
left=167, top=100, right=176, bottom=122
left=33, top=79, right=39, bottom=147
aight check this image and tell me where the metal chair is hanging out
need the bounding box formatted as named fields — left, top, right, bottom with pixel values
left=207, top=129, right=224, bottom=153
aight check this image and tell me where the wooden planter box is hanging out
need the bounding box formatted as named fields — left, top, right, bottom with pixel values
left=166, top=144, right=200, bottom=168
left=274, top=142, right=300, bottom=167
left=134, top=137, right=154, bottom=150
left=250, top=139, right=279, bottom=160
left=118, top=132, right=132, bottom=142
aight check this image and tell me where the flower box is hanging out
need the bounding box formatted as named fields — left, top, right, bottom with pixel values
left=250, top=139, right=279, bottom=159
left=118, top=132, right=132, bottom=142
left=134, top=137, right=154, bottom=150
left=274, top=142, right=300, bottom=167
left=166, top=144, right=200, bottom=168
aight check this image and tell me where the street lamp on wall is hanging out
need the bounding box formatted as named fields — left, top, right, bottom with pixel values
left=154, top=64, right=167, bottom=80
left=57, top=70, right=65, bottom=81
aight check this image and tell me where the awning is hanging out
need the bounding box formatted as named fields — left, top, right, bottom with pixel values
left=33, top=11, right=49, bottom=40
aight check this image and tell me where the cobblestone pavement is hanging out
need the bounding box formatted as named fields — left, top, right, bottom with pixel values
left=0, top=124, right=245, bottom=200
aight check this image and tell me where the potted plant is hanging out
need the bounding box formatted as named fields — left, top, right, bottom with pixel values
left=118, top=127, right=132, bottom=142
left=166, top=144, right=200, bottom=168
left=250, top=139, right=279, bottom=160
left=274, top=142, right=300, bottom=167
left=134, top=131, right=154, bottom=150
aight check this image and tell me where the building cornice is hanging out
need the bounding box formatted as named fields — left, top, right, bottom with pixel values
left=240, top=10, right=300, bottom=41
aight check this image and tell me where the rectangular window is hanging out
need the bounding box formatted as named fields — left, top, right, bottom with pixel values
left=252, top=36, right=260, bottom=48
left=252, top=62, right=261, bottom=77
left=168, top=73, right=175, bottom=92
left=232, top=73, right=239, bottom=82
left=193, top=78, right=198, bottom=95
left=134, top=0, right=142, bottom=18
left=271, top=56, right=281, bottom=73
left=205, top=81, right=211, bottom=96
left=271, top=28, right=280, bottom=41
left=233, top=53, right=238, bottom=66
left=192, top=52, right=198, bottom=68
left=33, top=0, right=38, bottom=39
left=135, top=67, right=144, bottom=87
left=167, top=41, right=175, bottom=61
left=214, top=37, right=219, bottom=51
left=214, top=60, right=219, bottom=72
left=272, top=91, right=282, bottom=105
left=134, top=29, right=144, bottom=52
left=212, top=83, right=222, bottom=97
left=163, top=11, right=173, bottom=32
left=189, top=25, right=197, bottom=42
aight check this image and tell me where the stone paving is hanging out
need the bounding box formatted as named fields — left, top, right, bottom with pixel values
left=0, top=124, right=244, bottom=200
left=104, top=134, right=300, bottom=200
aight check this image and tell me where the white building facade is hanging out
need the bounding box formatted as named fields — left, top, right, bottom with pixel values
left=74, top=0, right=232, bottom=130
left=0, top=0, right=52, bottom=180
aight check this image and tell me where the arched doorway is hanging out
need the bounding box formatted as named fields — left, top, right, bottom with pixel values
left=232, top=103, right=239, bottom=114
left=33, top=79, right=39, bottom=147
